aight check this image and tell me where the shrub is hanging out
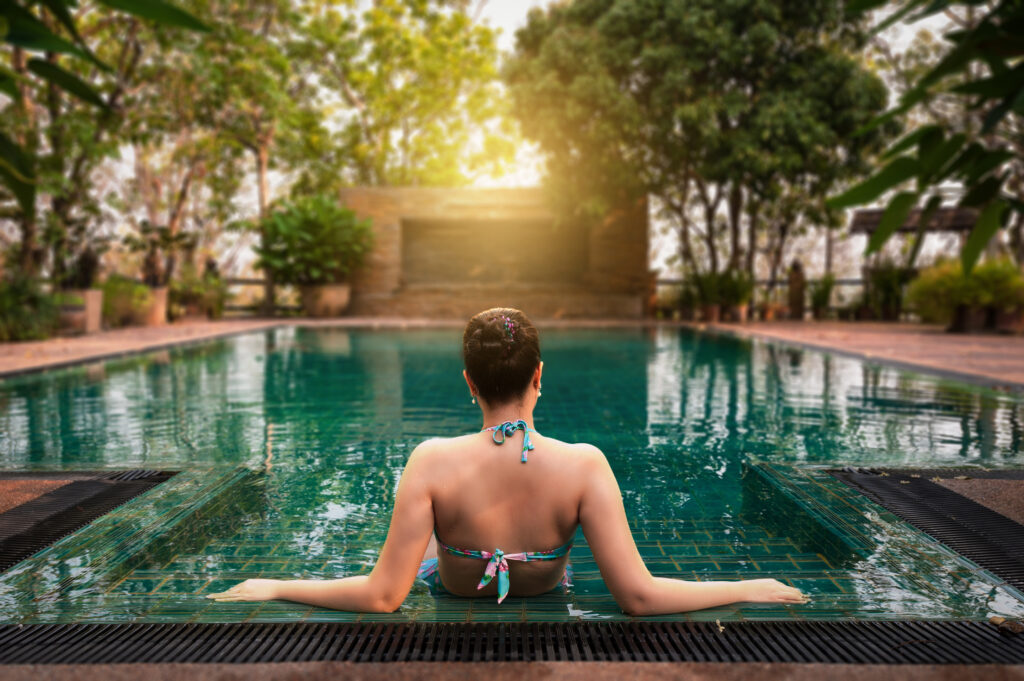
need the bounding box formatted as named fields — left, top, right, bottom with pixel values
left=0, top=274, right=60, bottom=341
left=169, top=265, right=228, bottom=320
left=102, top=275, right=153, bottom=328
left=810, top=273, right=836, bottom=316
left=718, top=270, right=754, bottom=307
left=906, top=259, right=1024, bottom=325
left=865, top=261, right=915, bottom=320
left=253, top=195, right=373, bottom=286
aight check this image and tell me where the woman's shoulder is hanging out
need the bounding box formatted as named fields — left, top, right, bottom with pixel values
left=537, top=435, right=605, bottom=460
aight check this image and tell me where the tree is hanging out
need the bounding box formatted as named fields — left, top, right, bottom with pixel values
left=293, top=0, right=513, bottom=189
left=504, top=0, right=891, bottom=290
left=0, top=0, right=208, bottom=279
left=830, top=0, right=1024, bottom=272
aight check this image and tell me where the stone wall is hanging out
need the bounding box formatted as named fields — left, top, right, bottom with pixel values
left=339, top=187, right=648, bottom=319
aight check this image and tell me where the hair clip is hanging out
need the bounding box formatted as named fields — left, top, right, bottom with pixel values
left=502, top=316, right=516, bottom=341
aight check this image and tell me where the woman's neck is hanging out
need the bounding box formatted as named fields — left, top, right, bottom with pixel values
left=480, top=402, right=534, bottom=430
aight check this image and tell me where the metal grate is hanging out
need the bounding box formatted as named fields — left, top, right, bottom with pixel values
left=0, top=470, right=176, bottom=573
left=0, top=621, right=1021, bottom=664
left=830, top=467, right=1024, bottom=592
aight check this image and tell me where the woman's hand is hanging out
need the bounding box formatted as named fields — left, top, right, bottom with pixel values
left=206, top=579, right=281, bottom=603
left=740, top=578, right=809, bottom=604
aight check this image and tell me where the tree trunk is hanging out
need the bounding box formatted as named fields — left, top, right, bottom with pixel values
left=767, top=221, right=791, bottom=296
left=745, top=202, right=758, bottom=278
left=825, top=225, right=834, bottom=275
left=256, top=143, right=275, bottom=316
left=727, top=183, right=742, bottom=271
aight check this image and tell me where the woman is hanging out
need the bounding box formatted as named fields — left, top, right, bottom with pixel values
left=208, top=308, right=807, bottom=615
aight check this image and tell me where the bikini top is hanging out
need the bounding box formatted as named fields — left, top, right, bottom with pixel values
left=435, top=419, right=574, bottom=603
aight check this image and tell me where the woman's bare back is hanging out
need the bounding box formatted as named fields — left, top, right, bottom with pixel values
left=422, top=429, right=593, bottom=597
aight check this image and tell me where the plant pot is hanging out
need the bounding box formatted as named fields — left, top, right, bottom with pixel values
left=700, top=304, right=721, bottom=323
left=725, top=304, right=748, bottom=323
left=994, top=307, right=1024, bottom=335
left=948, top=304, right=987, bottom=333
left=300, top=283, right=352, bottom=317
left=144, top=286, right=168, bottom=327
left=58, top=288, right=103, bottom=334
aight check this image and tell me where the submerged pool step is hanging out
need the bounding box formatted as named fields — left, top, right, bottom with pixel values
left=0, top=621, right=1022, bottom=664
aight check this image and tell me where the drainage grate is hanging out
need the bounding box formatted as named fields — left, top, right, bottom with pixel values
left=0, top=621, right=1021, bottom=664
left=0, top=470, right=176, bottom=573
left=830, top=468, right=1024, bottom=593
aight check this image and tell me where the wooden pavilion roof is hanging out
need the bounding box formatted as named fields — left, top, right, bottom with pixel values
left=849, top=206, right=977, bottom=234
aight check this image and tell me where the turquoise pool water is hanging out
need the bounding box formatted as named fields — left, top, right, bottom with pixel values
left=1, top=326, right=1023, bottom=624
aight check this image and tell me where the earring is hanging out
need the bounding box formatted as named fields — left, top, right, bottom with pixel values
left=471, top=396, right=477, bottom=405
left=538, top=383, right=542, bottom=398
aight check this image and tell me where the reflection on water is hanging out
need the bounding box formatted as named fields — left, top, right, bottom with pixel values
left=0, top=326, right=1022, bottom=622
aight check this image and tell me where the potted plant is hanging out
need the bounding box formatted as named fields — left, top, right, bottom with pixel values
left=690, top=272, right=722, bottom=323
left=810, top=273, right=835, bottom=320
left=719, top=270, right=753, bottom=323
left=864, top=261, right=915, bottom=321
left=254, top=195, right=373, bottom=317
left=57, top=246, right=105, bottom=334
left=974, top=259, right=1024, bottom=334
left=170, top=261, right=228, bottom=321
left=101, top=275, right=154, bottom=328
left=124, top=221, right=197, bottom=327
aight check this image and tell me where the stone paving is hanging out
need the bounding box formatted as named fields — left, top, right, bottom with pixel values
left=703, top=321, right=1024, bottom=388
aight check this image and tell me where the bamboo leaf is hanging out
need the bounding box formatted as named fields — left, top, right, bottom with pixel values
left=961, top=199, right=1007, bottom=274
left=27, top=58, right=107, bottom=108
left=0, top=131, right=36, bottom=214
left=883, top=125, right=941, bottom=160
left=828, top=157, right=919, bottom=209
left=96, top=0, right=210, bottom=32
left=867, top=191, right=918, bottom=255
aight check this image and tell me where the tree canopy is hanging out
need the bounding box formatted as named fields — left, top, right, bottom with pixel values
left=505, top=0, right=892, bottom=285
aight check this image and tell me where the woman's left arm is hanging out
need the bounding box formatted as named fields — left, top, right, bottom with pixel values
left=207, top=443, right=436, bottom=612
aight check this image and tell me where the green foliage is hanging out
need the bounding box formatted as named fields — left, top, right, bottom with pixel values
left=0, top=0, right=207, bottom=275
left=102, top=275, right=153, bottom=328
left=835, top=0, right=1023, bottom=273
left=0, top=274, right=60, bottom=341
left=865, top=261, right=915, bottom=320
left=907, top=259, right=1024, bottom=324
left=810, top=273, right=836, bottom=313
left=292, top=0, right=511, bottom=189
left=718, top=271, right=755, bottom=307
left=169, top=265, right=228, bottom=319
left=505, top=0, right=890, bottom=280
left=253, top=195, right=373, bottom=287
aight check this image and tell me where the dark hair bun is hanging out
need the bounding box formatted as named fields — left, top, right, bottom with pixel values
left=463, top=308, right=541, bottom=404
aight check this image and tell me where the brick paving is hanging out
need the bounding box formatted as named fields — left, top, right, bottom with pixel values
left=705, top=321, right=1024, bottom=388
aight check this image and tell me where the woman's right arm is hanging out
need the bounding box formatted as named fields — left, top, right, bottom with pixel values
left=577, top=447, right=807, bottom=616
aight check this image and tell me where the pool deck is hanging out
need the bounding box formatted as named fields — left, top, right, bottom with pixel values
left=700, top=320, right=1024, bottom=389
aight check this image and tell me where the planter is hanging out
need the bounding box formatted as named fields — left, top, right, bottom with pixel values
left=724, top=304, right=748, bottom=323
left=59, top=288, right=103, bottom=335
left=948, top=304, right=987, bottom=333
left=700, top=304, right=721, bottom=323
left=144, top=286, right=168, bottom=327
left=300, top=283, right=352, bottom=317
left=994, top=307, right=1024, bottom=335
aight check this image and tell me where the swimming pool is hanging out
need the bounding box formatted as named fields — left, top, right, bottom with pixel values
left=1, top=325, right=1022, bottom=624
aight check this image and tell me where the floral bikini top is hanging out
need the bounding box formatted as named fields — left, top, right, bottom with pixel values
left=435, top=420, right=574, bottom=603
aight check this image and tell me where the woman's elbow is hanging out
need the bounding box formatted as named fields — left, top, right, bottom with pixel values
left=367, top=589, right=406, bottom=613
left=614, top=586, right=655, bottom=617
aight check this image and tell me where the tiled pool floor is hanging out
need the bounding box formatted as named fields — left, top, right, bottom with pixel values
left=3, top=462, right=1022, bottom=625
